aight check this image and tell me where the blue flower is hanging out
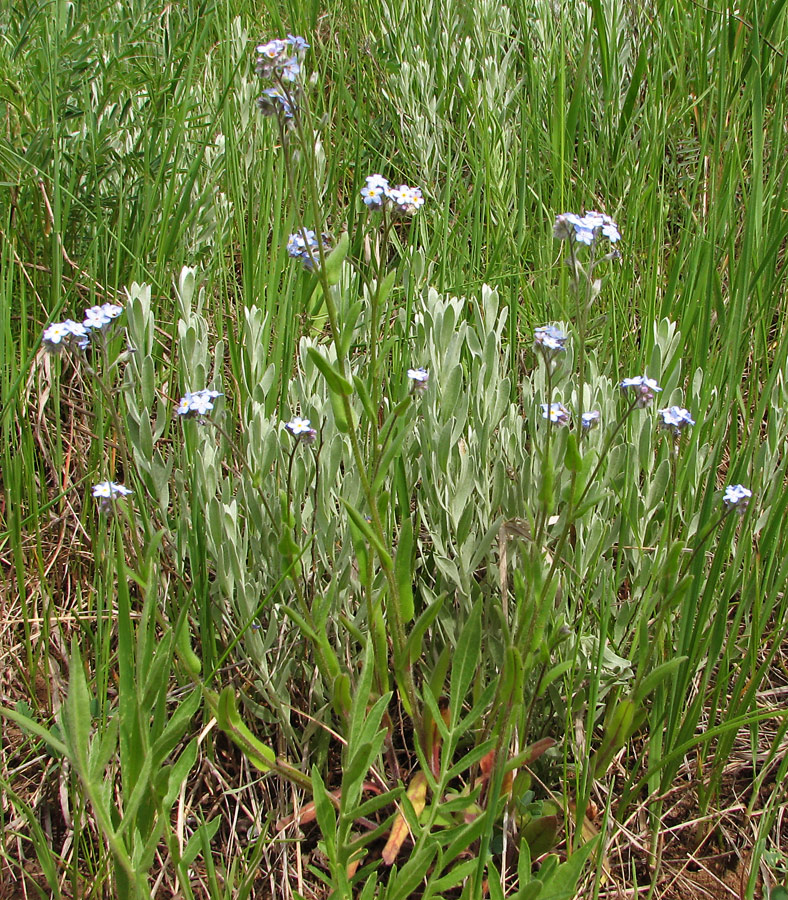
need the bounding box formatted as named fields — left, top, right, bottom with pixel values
left=554, top=211, right=621, bottom=245
left=285, top=416, right=317, bottom=443
left=407, top=367, right=429, bottom=393
left=257, top=87, right=294, bottom=119
left=256, top=36, right=309, bottom=80
left=287, top=228, right=325, bottom=270
left=176, top=389, right=222, bottom=420
left=287, top=35, right=310, bottom=52
left=722, top=484, right=752, bottom=514
left=581, top=411, right=601, bottom=430
left=621, top=375, right=662, bottom=408
left=92, top=481, right=132, bottom=513
left=257, top=39, right=288, bottom=61
left=533, top=324, right=568, bottom=357
left=42, top=322, right=73, bottom=352
left=658, top=406, right=695, bottom=434
left=541, top=402, right=571, bottom=426
left=361, top=174, right=390, bottom=209
left=386, top=184, right=425, bottom=215
left=280, top=57, right=301, bottom=82
left=83, top=303, right=123, bottom=331
left=42, top=319, right=90, bottom=352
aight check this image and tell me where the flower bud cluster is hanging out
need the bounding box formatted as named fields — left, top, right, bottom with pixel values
left=254, top=35, right=309, bottom=121
left=42, top=303, right=124, bottom=354
left=554, top=211, right=621, bottom=245
left=360, top=175, right=424, bottom=216
left=287, top=228, right=327, bottom=271
left=621, top=375, right=662, bottom=408
left=176, top=389, right=222, bottom=420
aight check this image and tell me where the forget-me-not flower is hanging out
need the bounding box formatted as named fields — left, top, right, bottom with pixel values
left=541, top=402, right=571, bottom=426
left=176, top=389, right=222, bottom=420
left=387, top=184, right=425, bottom=215
left=658, top=406, right=695, bottom=435
left=581, top=411, right=601, bottom=430
left=533, top=324, right=568, bottom=358
left=285, top=416, right=317, bottom=443
left=554, top=211, right=621, bottom=245
left=722, top=484, right=752, bottom=515
left=621, top=375, right=662, bottom=408
left=42, top=319, right=90, bottom=353
left=407, top=367, right=430, bottom=393
left=92, top=481, right=133, bottom=513
left=287, top=228, right=326, bottom=271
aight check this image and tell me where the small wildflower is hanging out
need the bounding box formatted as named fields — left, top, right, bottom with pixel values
left=407, top=367, right=429, bottom=393
left=287, top=34, right=310, bottom=52
left=285, top=417, right=317, bottom=443
left=722, top=484, right=752, bottom=515
left=280, top=56, right=301, bottom=82
left=533, top=324, right=568, bottom=357
left=100, top=303, right=124, bottom=320
left=581, top=411, right=601, bottom=430
left=361, top=174, right=390, bottom=209
left=257, top=87, right=294, bottom=119
left=92, top=481, right=132, bottom=513
left=584, top=210, right=621, bottom=243
left=43, top=319, right=91, bottom=352
left=287, top=228, right=325, bottom=271
left=554, top=211, right=621, bottom=245
left=256, top=39, right=288, bottom=60
left=621, top=375, right=662, bottom=408
left=42, top=322, right=72, bottom=352
left=658, top=406, right=695, bottom=435
left=175, top=389, right=222, bottom=420
left=83, top=305, right=115, bottom=330
left=541, top=402, right=571, bottom=426
left=256, top=36, right=308, bottom=79
left=387, top=184, right=425, bottom=215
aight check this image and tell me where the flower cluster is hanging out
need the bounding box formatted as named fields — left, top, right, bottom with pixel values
left=554, top=211, right=621, bottom=245
left=254, top=35, right=309, bottom=120
left=258, top=88, right=294, bottom=119
left=722, top=484, right=752, bottom=515
left=285, top=416, right=317, bottom=443
left=92, top=481, right=132, bottom=513
left=621, top=375, right=662, bottom=408
left=42, top=303, right=123, bottom=354
left=658, top=406, right=695, bottom=435
left=533, top=324, right=568, bottom=359
left=581, top=410, right=601, bottom=430
left=287, top=228, right=326, bottom=271
left=541, top=402, right=571, bottom=426
left=360, top=175, right=424, bottom=215
left=407, top=367, right=429, bottom=394
left=175, top=389, right=222, bottom=420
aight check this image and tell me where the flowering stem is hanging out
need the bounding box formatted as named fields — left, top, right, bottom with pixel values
left=370, top=211, right=395, bottom=427
left=530, top=394, right=641, bottom=622
left=282, top=89, right=420, bottom=733
left=80, top=348, right=143, bottom=563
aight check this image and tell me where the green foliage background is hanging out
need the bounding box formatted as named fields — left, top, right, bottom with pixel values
left=1, top=0, right=788, bottom=897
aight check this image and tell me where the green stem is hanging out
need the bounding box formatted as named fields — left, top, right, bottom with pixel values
left=277, top=84, right=421, bottom=733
